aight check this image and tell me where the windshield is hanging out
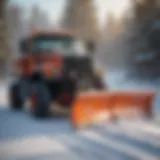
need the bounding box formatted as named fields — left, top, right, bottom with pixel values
left=30, top=36, right=87, bottom=55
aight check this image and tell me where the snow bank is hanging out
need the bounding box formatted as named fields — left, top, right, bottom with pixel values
left=105, top=70, right=158, bottom=91
left=104, top=70, right=127, bottom=90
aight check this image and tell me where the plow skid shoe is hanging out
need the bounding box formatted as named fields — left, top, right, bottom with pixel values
left=71, top=91, right=156, bottom=128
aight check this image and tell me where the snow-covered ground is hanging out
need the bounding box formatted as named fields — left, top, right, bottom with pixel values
left=0, top=111, right=159, bottom=160
left=0, top=74, right=160, bottom=160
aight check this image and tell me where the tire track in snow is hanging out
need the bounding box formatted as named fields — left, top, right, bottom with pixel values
left=56, top=130, right=138, bottom=160
left=79, top=130, right=159, bottom=160
left=90, top=124, right=160, bottom=157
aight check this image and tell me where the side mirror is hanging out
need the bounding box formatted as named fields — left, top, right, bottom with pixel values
left=20, top=39, right=32, bottom=53
left=87, top=41, right=96, bottom=53
left=20, top=40, right=29, bottom=53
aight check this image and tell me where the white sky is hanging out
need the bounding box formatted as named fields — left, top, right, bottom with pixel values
left=8, top=0, right=131, bottom=26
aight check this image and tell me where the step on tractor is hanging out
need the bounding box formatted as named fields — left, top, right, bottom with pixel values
left=9, top=30, right=105, bottom=118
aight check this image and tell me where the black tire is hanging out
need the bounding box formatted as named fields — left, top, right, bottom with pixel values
left=9, top=83, right=23, bottom=109
left=9, top=79, right=31, bottom=110
left=31, top=83, right=51, bottom=118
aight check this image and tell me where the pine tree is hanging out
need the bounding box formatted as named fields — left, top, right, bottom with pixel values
left=6, top=5, right=23, bottom=57
left=29, top=5, right=42, bottom=30
left=128, top=0, right=160, bottom=79
left=61, top=0, right=100, bottom=42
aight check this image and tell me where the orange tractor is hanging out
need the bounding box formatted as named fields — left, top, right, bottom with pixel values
left=9, top=29, right=156, bottom=128
left=9, top=30, right=105, bottom=118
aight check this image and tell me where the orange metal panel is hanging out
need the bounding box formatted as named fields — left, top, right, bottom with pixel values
left=14, top=55, right=63, bottom=78
left=71, top=91, right=156, bottom=128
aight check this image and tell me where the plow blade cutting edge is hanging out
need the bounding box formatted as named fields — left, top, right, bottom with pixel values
left=71, top=91, right=156, bottom=128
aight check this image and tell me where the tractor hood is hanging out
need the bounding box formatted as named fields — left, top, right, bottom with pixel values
left=14, top=53, right=63, bottom=78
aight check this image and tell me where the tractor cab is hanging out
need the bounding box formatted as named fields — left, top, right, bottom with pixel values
left=18, top=31, right=95, bottom=80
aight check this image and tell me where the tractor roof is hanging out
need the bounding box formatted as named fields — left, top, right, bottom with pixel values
left=31, top=29, right=75, bottom=39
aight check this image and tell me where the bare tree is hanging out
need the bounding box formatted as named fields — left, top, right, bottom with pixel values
left=0, top=0, right=10, bottom=78
left=96, top=10, right=131, bottom=71
left=7, top=5, right=23, bottom=58
left=29, top=5, right=51, bottom=31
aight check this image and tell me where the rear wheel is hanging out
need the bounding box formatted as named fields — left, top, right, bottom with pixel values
left=31, top=83, right=51, bottom=118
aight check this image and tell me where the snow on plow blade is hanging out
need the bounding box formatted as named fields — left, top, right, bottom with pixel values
left=71, top=91, right=156, bottom=128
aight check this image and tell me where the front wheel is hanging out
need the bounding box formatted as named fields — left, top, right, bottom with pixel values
left=31, top=83, right=51, bottom=118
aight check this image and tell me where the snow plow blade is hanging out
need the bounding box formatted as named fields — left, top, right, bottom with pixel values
left=71, top=91, right=156, bottom=128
